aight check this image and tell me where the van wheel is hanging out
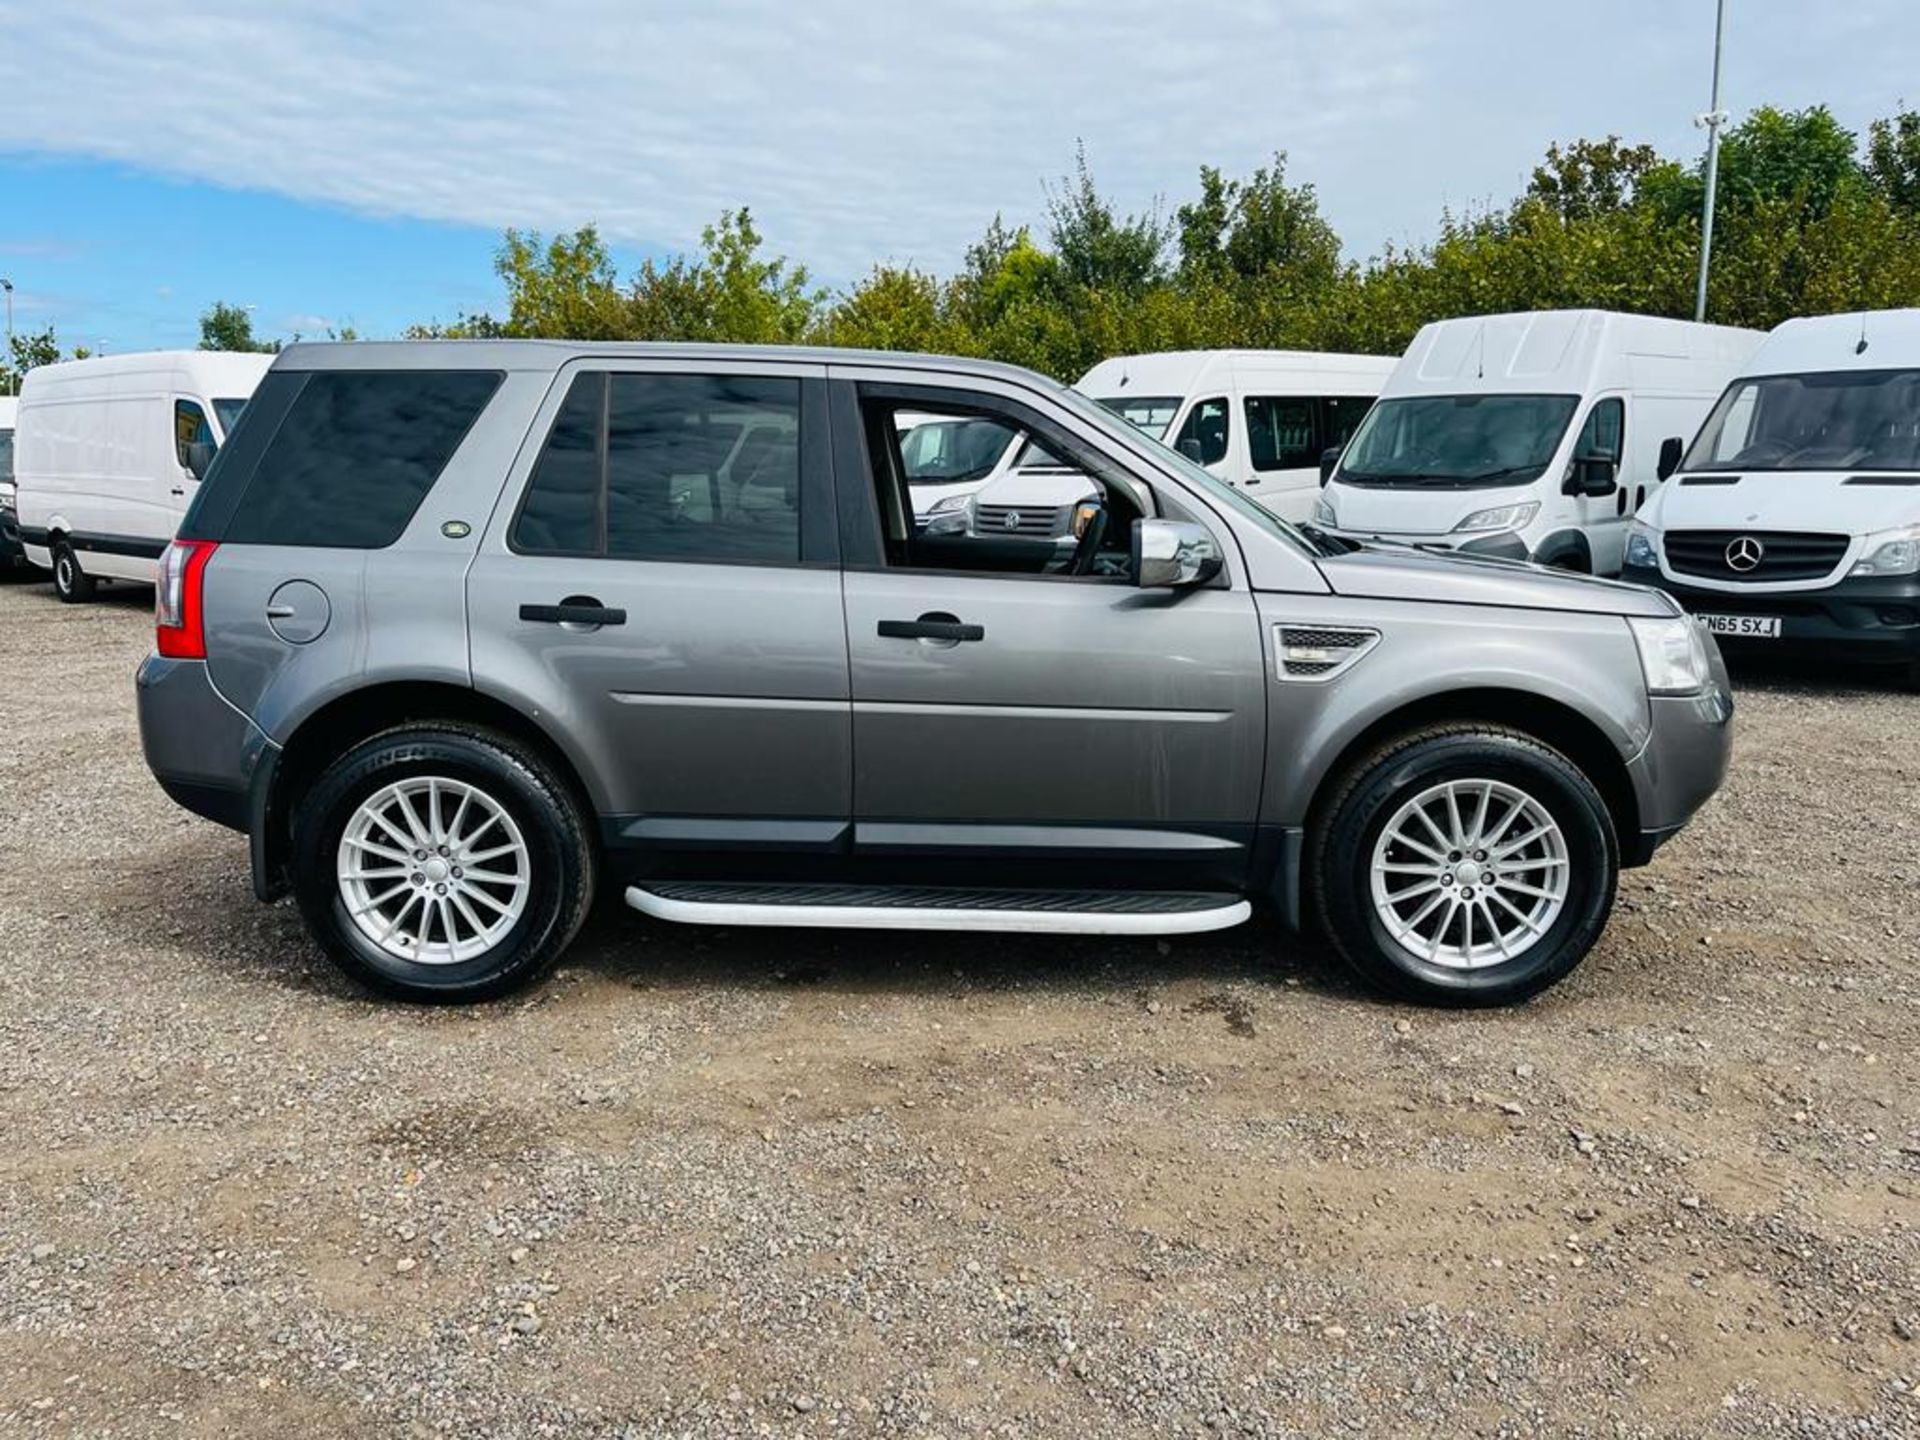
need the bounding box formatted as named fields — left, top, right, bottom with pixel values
left=1309, top=724, right=1618, bottom=1006
left=289, top=725, right=595, bottom=1002
left=51, top=540, right=96, bottom=603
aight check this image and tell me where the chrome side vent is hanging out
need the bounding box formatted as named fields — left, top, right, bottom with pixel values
left=1274, top=624, right=1380, bottom=682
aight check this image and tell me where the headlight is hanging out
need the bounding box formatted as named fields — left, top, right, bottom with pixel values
left=1848, top=525, right=1920, bottom=577
left=1311, top=495, right=1337, bottom=527
left=927, top=493, right=971, bottom=515
left=1624, top=520, right=1660, bottom=570
left=1627, top=615, right=1712, bottom=696
left=1453, top=501, right=1539, bottom=533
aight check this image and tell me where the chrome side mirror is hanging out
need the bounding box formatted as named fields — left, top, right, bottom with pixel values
left=1132, top=518, right=1223, bottom=588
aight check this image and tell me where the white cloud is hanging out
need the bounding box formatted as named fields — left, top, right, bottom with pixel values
left=0, top=0, right=1915, bottom=281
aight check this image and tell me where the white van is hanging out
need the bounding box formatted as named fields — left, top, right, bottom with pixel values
left=1077, top=349, right=1395, bottom=522
left=1623, top=308, right=1920, bottom=684
left=0, top=394, right=21, bottom=571
left=894, top=409, right=1024, bottom=526
left=15, top=350, right=273, bottom=600
left=1315, top=311, right=1764, bottom=574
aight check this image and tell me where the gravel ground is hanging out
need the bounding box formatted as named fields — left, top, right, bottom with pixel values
left=0, top=575, right=1914, bottom=1440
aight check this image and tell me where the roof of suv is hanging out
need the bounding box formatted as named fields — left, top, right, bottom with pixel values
left=274, top=339, right=1069, bottom=391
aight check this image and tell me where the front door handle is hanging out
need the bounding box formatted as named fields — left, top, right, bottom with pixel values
left=878, top=615, right=984, bottom=642
left=520, top=598, right=627, bottom=627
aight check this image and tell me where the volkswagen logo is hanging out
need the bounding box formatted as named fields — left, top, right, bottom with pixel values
left=1002, top=510, right=1022, bottom=532
left=1724, top=535, right=1765, bottom=573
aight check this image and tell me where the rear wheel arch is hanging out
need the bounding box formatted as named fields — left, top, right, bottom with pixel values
left=263, top=681, right=600, bottom=891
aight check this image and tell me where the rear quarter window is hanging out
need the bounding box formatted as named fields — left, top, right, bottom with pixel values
left=204, top=370, right=501, bottom=548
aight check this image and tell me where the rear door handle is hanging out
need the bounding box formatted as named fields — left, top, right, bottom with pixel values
left=520, top=600, right=627, bottom=627
left=878, top=616, right=984, bottom=642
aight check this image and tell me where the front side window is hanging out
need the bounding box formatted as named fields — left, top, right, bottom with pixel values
left=1338, top=393, right=1579, bottom=489
left=223, top=370, right=502, bottom=548
left=1683, top=369, right=1920, bottom=472
left=1244, top=395, right=1318, bottom=472
left=1095, top=394, right=1183, bottom=438
left=514, top=371, right=802, bottom=565
left=1575, top=397, right=1625, bottom=461
left=174, top=399, right=214, bottom=469
left=1172, top=396, right=1230, bottom=466
left=0, top=428, right=13, bottom=483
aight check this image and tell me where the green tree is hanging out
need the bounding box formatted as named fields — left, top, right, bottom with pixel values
left=199, top=301, right=278, bottom=352
left=1043, top=144, right=1169, bottom=294
left=1865, top=109, right=1920, bottom=212
left=1525, top=137, right=1664, bottom=219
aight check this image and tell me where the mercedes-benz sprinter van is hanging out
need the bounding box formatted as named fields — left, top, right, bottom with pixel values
left=15, top=350, right=273, bottom=600
left=1078, top=349, right=1395, bottom=523
left=1623, top=308, right=1920, bottom=684
left=1316, top=311, right=1763, bottom=574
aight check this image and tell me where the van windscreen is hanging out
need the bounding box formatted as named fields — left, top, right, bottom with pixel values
left=1337, top=394, right=1578, bottom=489
left=1683, top=369, right=1920, bottom=472
left=1096, top=395, right=1183, bottom=438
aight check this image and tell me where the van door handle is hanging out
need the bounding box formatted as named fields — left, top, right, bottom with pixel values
left=520, top=599, right=627, bottom=627
left=878, top=616, right=984, bottom=642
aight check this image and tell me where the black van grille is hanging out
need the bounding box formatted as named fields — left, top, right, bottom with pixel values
left=1664, top=530, right=1849, bottom=583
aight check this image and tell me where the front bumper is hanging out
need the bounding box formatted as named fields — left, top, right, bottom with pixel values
left=1623, top=563, right=1920, bottom=666
left=1621, top=641, right=1735, bottom=866
left=135, top=654, right=276, bottom=834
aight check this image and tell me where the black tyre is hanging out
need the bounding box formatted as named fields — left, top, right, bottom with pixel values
left=290, top=724, right=595, bottom=1002
left=51, top=538, right=96, bottom=602
left=1309, top=724, right=1618, bottom=1007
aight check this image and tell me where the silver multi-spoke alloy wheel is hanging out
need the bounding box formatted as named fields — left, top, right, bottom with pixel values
left=1369, top=779, right=1570, bottom=970
left=337, top=776, right=531, bottom=965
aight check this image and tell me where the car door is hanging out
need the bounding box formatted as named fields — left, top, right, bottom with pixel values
left=466, top=358, right=851, bottom=853
left=829, top=369, right=1268, bottom=891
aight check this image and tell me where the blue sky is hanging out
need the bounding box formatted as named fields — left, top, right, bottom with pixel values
left=1, top=0, right=1915, bottom=353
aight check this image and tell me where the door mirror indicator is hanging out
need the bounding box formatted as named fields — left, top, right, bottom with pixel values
left=1132, top=519, right=1223, bottom=589
left=1656, top=435, right=1685, bottom=481
left=1319, top=445, right=1342, bottom=485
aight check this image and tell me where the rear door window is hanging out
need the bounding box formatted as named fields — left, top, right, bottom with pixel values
left=219, top=370, right=502, bottom=548
left=514, top=371, right=803, bottom=565
left=1244, top=395, right=1318, bottom=471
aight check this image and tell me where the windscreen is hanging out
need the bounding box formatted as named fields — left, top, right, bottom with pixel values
left=898, top=416, right=1017, bottom=485
left=1337, top=393, right=1579, bottom=489
left=1682, top=369, right=1920, bottom=472
left=211, top=397, right=251, bottom=436
left=1096, top=395, right=1182, bottom=438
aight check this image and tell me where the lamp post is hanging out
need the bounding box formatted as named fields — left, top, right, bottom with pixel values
left=2, top=278, right=14, bottom=394
left=1693, top=0, right=1729, bottom=323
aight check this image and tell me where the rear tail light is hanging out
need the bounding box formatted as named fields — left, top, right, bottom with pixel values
left=156, top=539, right=217, bottom=659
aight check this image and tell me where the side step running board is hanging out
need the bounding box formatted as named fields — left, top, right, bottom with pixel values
left=625, top=882, right=1251, bottom=936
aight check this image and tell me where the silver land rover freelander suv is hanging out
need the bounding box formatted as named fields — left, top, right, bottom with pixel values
left=136, top=342, right=1733, bottom=1006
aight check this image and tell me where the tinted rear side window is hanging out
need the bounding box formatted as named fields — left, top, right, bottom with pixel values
left=219, top=370, right=501, bottom=548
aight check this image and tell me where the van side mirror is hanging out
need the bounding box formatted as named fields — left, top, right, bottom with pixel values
left=1656, top=436, right=1684, bottom=481
left=1176, top=437, right=1204, bottom=464
left=1132, top=519, right=1222, bottom=589
left=1563, top=457, right=1618, bottom=498
left=1319, top=445, right=1342, bottom=485
left=185, top=439, right=216, bottom=480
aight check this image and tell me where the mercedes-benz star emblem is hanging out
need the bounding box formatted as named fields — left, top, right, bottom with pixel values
left=1724, top=535, right=1765, bottom=572
left=1002, top=510, right=1022, bottom=531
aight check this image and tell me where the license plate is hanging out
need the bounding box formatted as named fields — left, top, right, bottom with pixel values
left=1699, top=614, right=1782, bottom=638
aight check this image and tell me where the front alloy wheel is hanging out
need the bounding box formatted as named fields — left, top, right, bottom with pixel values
left=1311, top=725, right=1618, bottom=1006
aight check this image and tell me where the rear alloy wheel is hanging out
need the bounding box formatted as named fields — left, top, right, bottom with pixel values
left=51, top=539, right=96, bottom=603
left=291, top=725, right=594, bottom=1002
left=1311, top=725, right=1617, bottom=1006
